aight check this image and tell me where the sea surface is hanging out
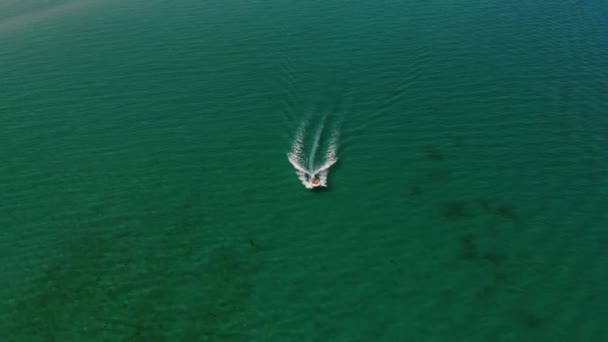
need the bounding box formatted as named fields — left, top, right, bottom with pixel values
left=1, top=0, right=607, bottom=341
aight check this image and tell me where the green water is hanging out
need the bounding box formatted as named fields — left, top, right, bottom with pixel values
left=1, top=0, right=607, bottom=340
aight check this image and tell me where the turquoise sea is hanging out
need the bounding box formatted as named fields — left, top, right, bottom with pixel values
left=1, top=0, right=607, bottom=340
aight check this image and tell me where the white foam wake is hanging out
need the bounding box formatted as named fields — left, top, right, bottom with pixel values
left=287, top=117, right=339, bottom=189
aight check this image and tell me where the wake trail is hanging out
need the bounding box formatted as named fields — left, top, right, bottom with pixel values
left=314, top=127, right=339, bottom=174
left=286, top=69, right=349, bottom=189
left=287, top=113, right=340, bottom=189
left=287, top=118, right=308, bottom=174
left=308, top=113, right=327, bottom=171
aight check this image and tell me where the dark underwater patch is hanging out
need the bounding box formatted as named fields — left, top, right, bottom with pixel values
left=457, top=233, right=511, bottom=309
left=481, top=250, right=507, bottom=267
left=458, top=234, right=479, bottom=260
left=457, top=234, right=510, bottom=269
left=513, top=309, right=544, bottom=331
left=5, top=216, right=255, bottom=341
left=408, top=184, right=423, bottom=197
left=442, top=200, right=472, bottom=221
left=426, top=168, right=452, bottom=181
left=478, top=199, right=520, bottom=223
left=424, top=146, right=445, bottom=161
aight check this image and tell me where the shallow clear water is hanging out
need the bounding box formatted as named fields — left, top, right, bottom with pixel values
left=1, top=0, right=607, bottom=340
